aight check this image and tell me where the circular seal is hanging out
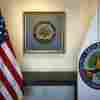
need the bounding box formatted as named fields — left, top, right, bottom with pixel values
left=79, top=42, right=100, bottom=89
left=33, top=21, right=56, bottom=43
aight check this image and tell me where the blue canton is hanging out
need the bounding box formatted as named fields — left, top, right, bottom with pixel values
left=0, top=16, right=6, bottom=45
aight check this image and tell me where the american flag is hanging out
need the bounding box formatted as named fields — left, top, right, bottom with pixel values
left=0, top=14, right=23, bottom=99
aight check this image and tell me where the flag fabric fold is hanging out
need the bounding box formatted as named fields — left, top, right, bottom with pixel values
left=0, top=14, right=23, bottom=99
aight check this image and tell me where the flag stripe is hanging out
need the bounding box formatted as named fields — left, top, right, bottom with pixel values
left=0, top=92, right=6, bottom=100
left=0, top=58, right=23, bottom=98
left=1, top=42, right=23, bottom=78
left=0, top=81, right=13, bottom=100
left=0, top=47, right=23, bottom=88
left=0, top=70, right=18, bottom=100
left=5, top=35, right=16, bottom=57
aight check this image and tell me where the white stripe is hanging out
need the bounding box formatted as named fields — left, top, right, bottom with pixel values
left=0, top=81, right=13, bottom=100
left=0, top=58, right=23, bottom=98
left=1, top=42, right=23, bottom=78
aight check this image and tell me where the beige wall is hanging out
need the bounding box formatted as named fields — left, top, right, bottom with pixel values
left=0, top=0, right=64, bottom=59
left=80, top=0, right=97, bottom=42
left=0, top=0, right=97, bottom=71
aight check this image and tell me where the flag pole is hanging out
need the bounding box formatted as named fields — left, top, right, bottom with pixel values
left=0, top=8, right=2, bottom=16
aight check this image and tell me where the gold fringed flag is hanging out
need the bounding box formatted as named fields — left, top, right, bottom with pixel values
left=0, top=14, right=23, bottom=99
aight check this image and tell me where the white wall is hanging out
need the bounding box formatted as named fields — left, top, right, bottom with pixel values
left=0, top=0, right=97, bottom=72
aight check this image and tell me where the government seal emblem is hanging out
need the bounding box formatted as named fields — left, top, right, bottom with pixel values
left=79, top=42, right=100, bottom=89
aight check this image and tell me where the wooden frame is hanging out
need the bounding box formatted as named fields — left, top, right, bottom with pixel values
left=23, top=12, right=66, bottom=54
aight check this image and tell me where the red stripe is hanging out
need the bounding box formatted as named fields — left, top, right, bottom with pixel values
left=5, top=35, right=16, bottom=57
left=0, top=93, right=5, bottom=100
left=0, top=48, right=23, bottom=88
left=0, top=70, right=18, bottom=100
